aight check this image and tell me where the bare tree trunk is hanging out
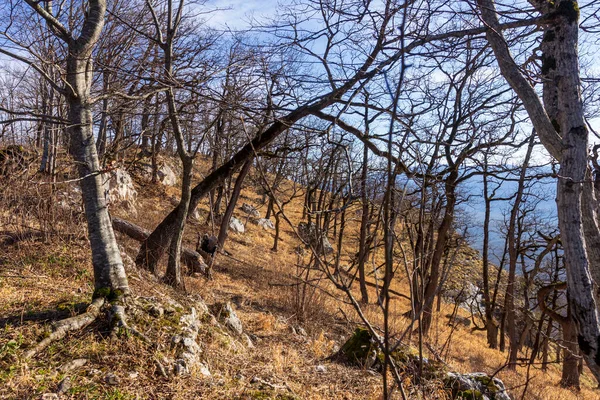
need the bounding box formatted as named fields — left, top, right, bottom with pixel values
left=421, top=171, right=458, bottom=335
left=216, top=158, right=252, bottom=250
left=357, top=144, right=370, bottom=303
left=478, top=0, right=600, bottom=380
left=27, top=0, right=130, bottom=298
left=482, top=154, right=499, bottom=348
left=505, top=135, right=535, bottom=369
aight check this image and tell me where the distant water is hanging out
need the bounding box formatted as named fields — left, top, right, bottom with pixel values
left=460, top=172, right=557, bottom=266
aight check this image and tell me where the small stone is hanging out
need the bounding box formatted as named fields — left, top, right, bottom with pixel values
left=198, top=363, right=211, bottom=377
left=57, top=376, right=71, bottom=394
left=255, top=218, right=275, bottom=230
left=40, top=394, right=58, bottom=400
left=59, top=358, right=88, bottom=372
left=88, top=368, right=101, bottom=376
left=213, top=302, right=243, bottom=335
left=234, top=373, right=245, bottom=381
left=128, top=371, right=139, bottom=380
left=104, top=372, right=120, bottom=385
left=315, top=365, right=327, bottom=373
left=149, top=305, right=164, bottom=318
left=244, top=333, right=255, bottom=348
left=296, top=326, right=307, bottom=336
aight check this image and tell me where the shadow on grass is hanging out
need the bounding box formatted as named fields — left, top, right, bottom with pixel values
left=0, top=302, right=89, bottom=329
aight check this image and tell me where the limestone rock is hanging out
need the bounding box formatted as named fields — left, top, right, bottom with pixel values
left=138, top=162, right=177, bottom=186
left=104, top=168, right=137, bottom=203
left=213, top=302, right=243, bottom=335
left=445, top=372, right=511, bottom=400
left=58, top=358, right=88, bottom=372
left=255, top=218, right=275, bottom=230
left=229, top=217, right=245, bottom=234
left=156, top=163, right=176, bottom=186
left=104, top=372, right=120, bottom=385
left=171, top=307, right=205, bottom=376
left=57, top=377, right=71, bottom=394
left=241, top=203, right=260, bottom=218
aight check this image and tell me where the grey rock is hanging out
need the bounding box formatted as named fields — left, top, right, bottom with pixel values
left=149, top=305, right=164, bottom=318
left=241, top=203, right=260, bottom=218
left=445, top=372, right=511, bottom=400
left=59, top=358, right=88, bottom=372
left=104, top=372, right=120, bottom=386
left=104, top=168, right=137, bottom=203
left=243, top=333, right=255, bottom=348
left=57, top=377, right=71, bottom=394
left=172, top=307, right=204, bottom=377
left=229, top=217, right=245, bottom=234
left=40, top=394, right=59, bottom=400
left=139, top=162, right=177, bottom=186
left=315, top=365, right=327, bottom=373
left=128, top=371, right=139, bottom=380
left=198, top=363, right=211, bottom=377
left=214, top=302, right=243, bottom=335
left=297, top=222, right=333, bottom=255
left=256, top=218, right=275, bottom=230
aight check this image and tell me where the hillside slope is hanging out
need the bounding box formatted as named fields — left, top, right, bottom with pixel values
left=0, top=153, right=597, bottom=399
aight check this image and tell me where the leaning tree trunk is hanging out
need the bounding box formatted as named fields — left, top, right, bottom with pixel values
left=135, top=36, right=396, bottom=271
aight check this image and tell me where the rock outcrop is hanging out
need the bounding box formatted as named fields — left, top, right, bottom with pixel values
left=445, top=372, right=511, bottom=400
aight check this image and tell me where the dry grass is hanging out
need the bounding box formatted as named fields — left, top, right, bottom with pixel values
left=0, top=151, right=598, bottom=399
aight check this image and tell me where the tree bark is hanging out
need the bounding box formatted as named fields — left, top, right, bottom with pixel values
left=477, top=0, right=600, bottom=381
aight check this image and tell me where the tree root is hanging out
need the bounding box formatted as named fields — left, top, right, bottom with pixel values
left=24, top=297, right=105, bottom=359
left=110, top=303, right=151, bottom=343
left=24, top=297, right=153, bottom=360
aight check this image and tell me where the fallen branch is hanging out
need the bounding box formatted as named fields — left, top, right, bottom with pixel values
left=25, top=297, right=105, bottom=359
left=111, top=217, right=206, bottom=274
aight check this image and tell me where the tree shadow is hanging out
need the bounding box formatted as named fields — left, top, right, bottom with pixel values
left=0, top=302, right=89, bottom=329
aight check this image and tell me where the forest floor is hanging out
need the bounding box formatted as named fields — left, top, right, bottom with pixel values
left=0, top=153, right=597, bottom=399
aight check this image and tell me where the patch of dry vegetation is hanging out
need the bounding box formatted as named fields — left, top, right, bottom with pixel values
left=0, top=152, right=598, bottom=399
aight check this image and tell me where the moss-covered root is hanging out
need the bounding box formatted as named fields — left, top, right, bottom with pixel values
left=24, top=297, right=105, bottom=359
left=110, top=304, right=150, bottom=343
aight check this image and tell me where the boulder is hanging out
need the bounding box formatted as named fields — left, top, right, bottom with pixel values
left=138, top=162, right=177, bottom=186
left=336, top=327, right=443, bottom=380
left=241, top=203, right=260, bottom=218
left=156, top=163, right=177, bottom=186
left=229, top=217, right=245, bottom=234
left=445, top=372, right=511, bottom=400
left=104, top=168, right=137, bottom=203
left=255, top=218, right=275, bottom=230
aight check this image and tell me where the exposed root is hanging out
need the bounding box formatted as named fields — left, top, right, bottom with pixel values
left=24, top=297, right=105, bottom=359
left=110, top=304, right=151, bottom=343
